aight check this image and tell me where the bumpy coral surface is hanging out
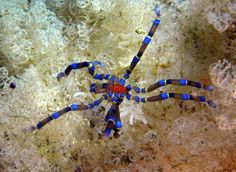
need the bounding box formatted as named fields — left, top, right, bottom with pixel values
left=0, top=0, right=236, bottom=171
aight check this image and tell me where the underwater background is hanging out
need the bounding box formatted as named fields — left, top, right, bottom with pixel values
left=0, top=0, right=236, bottom=171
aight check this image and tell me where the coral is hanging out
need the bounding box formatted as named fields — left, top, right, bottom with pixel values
left=0, top=140, right=50, bottom=171
left=210, top=59, right=236, bottom=99
left=0, top=67, right=11, bottom=89
left=209, top=59, right=236, bottom=132
left=215, top=115, right=236, bottom=131
left=0, top=0, right=66, bottom=71
left=207, top=0, right=236, bottom=33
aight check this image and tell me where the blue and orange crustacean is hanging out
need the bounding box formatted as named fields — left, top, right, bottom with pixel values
left=33, top=5, right=216, bottom=139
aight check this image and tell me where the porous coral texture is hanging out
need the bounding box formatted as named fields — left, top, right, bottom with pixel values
left=0, top=0, right=236, bottom=171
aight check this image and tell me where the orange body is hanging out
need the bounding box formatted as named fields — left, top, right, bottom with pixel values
left=108, top=84, right=127, bottom=94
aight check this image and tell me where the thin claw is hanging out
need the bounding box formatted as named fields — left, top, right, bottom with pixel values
left=57, top=72, right=65, bottom=80
left=113, top=132, right=121, bottom=139
left=155, top=5, right=161, bottom=17
left=23, top=125, right=36, bottom=132
left=207, top=100, right=217, bottom=108
left=92, top=61, right=105, bottom=68
left=203, top=85, right=214, bottom=91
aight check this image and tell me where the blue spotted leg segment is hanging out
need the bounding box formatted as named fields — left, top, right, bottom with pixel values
left=132, top=79, right=214, bottom=94
left=145, top=93, right=207, bottom=103
left=127, top=92, right=216, bottom=108
left=130, top=79, right=215, bottom=108
left=36, top=95, right=108, bottom=129
left=146, top=79, right=214, bottom=92
left=103, top=102, right=122, bottom=138
left=57, top=62, right=89, bottom=79
left=57, top=61, right=111, bottom=81
left=123, top=5, right=161, bottom=80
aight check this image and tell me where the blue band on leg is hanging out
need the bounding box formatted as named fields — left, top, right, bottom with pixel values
left=89, top=103, right=94, bottom=109
left=108, top=92, right=113, bottom=97
left=107, top=115, right=115, bottom=122
left=98, top=74, right=104, bottom=80
left=90, top=87, right=95, bottom=92
left=123, top=73, right=129, bottom=79
left=154, top=19, right=160, bottom=26
left=158, top=80, right=166, bottom=87
left=104, top=74, right=110, bottom=80
left=132, top=56, right=140, bottom=63
left=90, top=83, right=95, bottom=87
left=141, top=88, right=146, bottom=93
left=88, top=64, right=95, bottom=71
left=94, top=100, right=100, bottom=106
left=179, top=79, right=187, bottom=86
left=199, top=96, right=206, bottom=102
left=181, top=94, right=190, bottom=100
left=126, top=93, right=132, bottom=100
left=93, top=73, right=99, bottom=79
left=103, top=94, right=108, bottom=99
left=71, top=63, right=79, bottom=69
left=104, top=128, right=112, bottom=137
left=144, top=36, right=151, bottom=45
left=37, top=122, right=43, bottom=129
left=133, top=87, right=140, bottom=93
left=112, top=97, right=119, bottom=103
left=109, top=75, right=116, bottom=82
left=115, top=120, right=122, bottom=129
left=52, top=112, right=60, bottom=119
left=141, top=97, right=146, bottom=103
left=119, top=78, right=126, bottom=86
left=134, top=96, right=140, bottom=103
left=161, top=93, right=169, bottom=100
left=126, top=84, right=132, bottom=91
left=71, top=104, right=79, bottom=110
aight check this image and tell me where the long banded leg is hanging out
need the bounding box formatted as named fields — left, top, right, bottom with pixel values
left=36, top=94, right=109, bottom=129
left=57, top=61, right=89, bottom=79
left=126, top=92, right=216, bottom=108
left=132, top=79, right=214, bottom=94
left=57, top=61, right=117, bottom=81
left=103, top=99, right=123, bottom=138
left=113, top=103, right=122, bottom=138
left=123, top=5, right=161, bottom=79
left=146, top=93, right=216, bottom=108
left=103, top=104, right=117, bottom=138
